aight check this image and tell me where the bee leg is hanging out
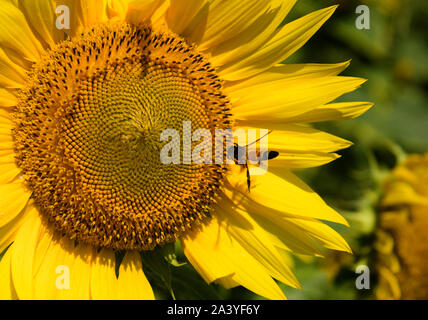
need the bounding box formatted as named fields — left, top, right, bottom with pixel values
left=246, top=164, right=251, bottom=192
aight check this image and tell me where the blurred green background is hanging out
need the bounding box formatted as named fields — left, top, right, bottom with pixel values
left=146, top=0, right=428, bottom=300
left=281, top=0, right=428, bottom=300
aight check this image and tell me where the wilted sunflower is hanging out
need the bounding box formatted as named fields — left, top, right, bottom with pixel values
left=0, top=0, right=372, bottom=300
left=376, top=154, right=428, bottom=300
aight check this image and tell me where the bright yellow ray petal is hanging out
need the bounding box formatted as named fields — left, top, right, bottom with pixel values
left=11, top=206, right=42, bottom=299
left=0, top=109, right=13, bottom=126
left=0, top=128, right=13, bottom=138
left=33, top=234, right=93, bottom=299
left=0, top=180, right=31, bottom=227
left=107, top=0, right=129, bottom=20
left=0, top=245, right=18, bottom=300
left=182, top=216, right=286, bottom=300
left=79, top=0, right=109, bottom=26
left=219, top=6, right=338, bottom=81
left=116, top=251, right=155, bottom=299
left=226, top=168, right=349, bottom=226
left=18, top=0, right=65, bottom=48
left=52, top=0, right=85, bottom=37
left=242, top=206, right=324, bottom=257
left=229, top=76, right=366, bottom=121
left=215, top=198, right=300, bottom=288
left=247, top=204, right=350, bottom=254
left=91, top=249, right=155, bottom=300
left=126, top=0, right=167, bottom=25
left=0, top=2, right=44, bottom=63
left=149, top=0, right=170, bottom=26
left=242, top=124, right=352, bottom=153
left=196, top=0, right=271, bottom=51
left=286, top=217, right=352, bottom=253
left=0, top=200, right=30, bottom=253
left=210, top=0, right=296, bottom=68
left=0, top=89, right=18, bottom=107
left=287, top=101, right=375, bottom=123
left=228, top=61, right=351, bottom=90
left=183, top=228, right=235, bottom=284
left=4, top=0, right=18, bottom=6
left=166, top=0, right=207, bottom=35
left=0, top=49, right=27, bottom=89
left=232, top=123, right=348, bottom=169
left=0, top=161, right=20, bottom=185
left=223, top=177, right=350, bottom=254
left=0, top=137, right=13, bottom=150
left=90, top=248, right=119, bottom=299
left=32, top=226, right=54, bottom=278
left=270, top=152, right=341, bottom=169
left=0, top=109, right=13, bottom=146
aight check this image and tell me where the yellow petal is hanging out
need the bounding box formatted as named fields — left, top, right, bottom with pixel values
left=0, top=163, right=20, bottom=185
left=210, top=0, right=296, bottom=68
left=0, top=49, right=27, bottom=89
left=107, top=0, right=129, bottom=20
left=78, top=0, right=109, bottom=27
left=0, top=125, right=13, bottom=136
left=166, top=0, right=207, bottom=35
left=0, top=200, right=30, bottom=253
left=286, top=217, right=352, bottom=253
left=11, top=206, right=42, bottom=299
left=243, top=207, right=324, bottom=257
left=92, top=249, right=154, bottom=300
left=18, top=0, right=65, bottom=48
left=0, top=2, right=44, bottom=63
left=90, top=248, right=119, bottom=300
left=0, top=138, right=13, bottom=150
left=126, top=0, right=167, bottom=25
left=196, top=0, right=272, bottom=51
left=219, top=6, right=338, bottom=81
left=223, top=178, right=350, bottom=254
left=116, top=251, right=155, bottom=299
left=33, top=234, right=93, bottom=299
left=247, top=200, right=350, bottom=253
left=228, top=61, right=351, bottom=91
left=182, top=216, right=286, bottom=300
left=0, top=180, right=31, bottom=227
left=53, top=0, right=85, bottom=37
left=232, top=124, right=348, bottom=169
left=229, top=76, right=366, bottom=121
left=0, top=89, right=19, bottom=107
left=149, top=0, right=170, bottom=26
left=0, top=245, right=18, bottom=299
left=215, top=198, right=300, bottom=288
left=0, top=152, right=15, bottom=164
left=269, top=152, right=341, bottom=169
left=0, top=109, right=13, bottom=127
left=226, top=169, right=349, bottom=226
left=32, top=225, right=54, bottom=278
left=283, top=102, right=375, bottom=123
left=241, top=124, right=352, bottom=153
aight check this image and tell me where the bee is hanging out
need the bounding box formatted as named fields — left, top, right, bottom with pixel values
left=228, top=130, right=279, bottom=192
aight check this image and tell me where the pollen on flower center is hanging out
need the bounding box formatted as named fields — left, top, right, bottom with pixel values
left=13, top=22, right=232, bottom=251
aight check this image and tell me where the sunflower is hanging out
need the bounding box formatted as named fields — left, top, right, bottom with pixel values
left=0, top=0, right=372, bottom=300
left=376, top=154, right=428, bottom=300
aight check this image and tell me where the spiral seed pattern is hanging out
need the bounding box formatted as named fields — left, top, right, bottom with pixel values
left=13, top=22, right=232, bottom=250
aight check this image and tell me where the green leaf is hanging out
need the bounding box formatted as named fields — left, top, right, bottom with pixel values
left=141, top=247, right=175, bottom=299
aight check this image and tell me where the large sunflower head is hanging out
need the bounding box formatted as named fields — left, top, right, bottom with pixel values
left=375, top=154, right=428, bottom=300
left=0, top=0, right=372, bottom=300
